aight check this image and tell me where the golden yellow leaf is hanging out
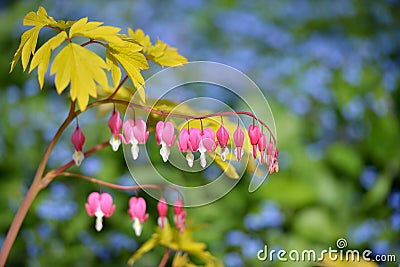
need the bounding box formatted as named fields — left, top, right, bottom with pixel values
left=106, top=49, right=121, bottom=87
left=172, top=252, right=190, bottom=267
left=10, top=7, right=75, bottom=72
left=107, top=41, right=148, bottom=102
left=148, top=40, right=188, bottom=67
left=128, top=28, right=188, bottom=67
left=127, top=233, right=159, bottom=266
left=50, top=43, right=108, bottom=111
left=128, top=28, right=152, bottom=53
left=23, top=6, right=56, bottom=27
left=29, top=31, right=67, bottom=88
left=10, top=26, right=41, bottom=72
left=69, top=17, right=122, bottom=44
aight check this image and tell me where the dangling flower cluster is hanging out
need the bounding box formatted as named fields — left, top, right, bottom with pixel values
left=85, top=193, right=187, bottom=235
left=72, top=110, right=278, bottom=172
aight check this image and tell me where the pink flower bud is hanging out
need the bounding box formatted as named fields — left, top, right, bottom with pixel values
left=216, top=124, right=230, bottom=161
left=71, top=126, right=85, bottom=166
left=108, top=110, right=122, bottom=135
left=173, top=199, right=186, bottom=234
left=258, top=133, right=267, bottom=164
left=108, top=110, right=122, bottom=151
left=216, top=124, right=229, bottom=148
left=233, top=125, right=244, bottom=160
left=71, top=126, right=85, bottom=151
left=157, top=198, right=168, bottom=228
left=248, top=124, right=260, bottom=158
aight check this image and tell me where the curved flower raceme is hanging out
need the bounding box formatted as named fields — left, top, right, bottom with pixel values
left=123, top=119, right=149, bottom=160
left=156, top=121, right=176, bottom=162
left=71, top=125, right=85, bottom=166
left=128, top=197, right=149, bottom=236
left=173, top=199, right=186, bottom=234
left=85, top=192, right=116, bottom=232
left=178, top=128, right=195, bottom=167
left=108, top=110, right=123, bottom=151
left=157, top=198, right=168, bottom=228
left=216, top=124, right=229, bottom=161
left=248, top=124, right=261, bottom=159
left=233, top=124, right=245, bottom=160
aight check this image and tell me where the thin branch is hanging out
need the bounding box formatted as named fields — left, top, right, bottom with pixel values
left=56, top=172, right=181, bottom=195
left=107, top=75, right=129, bottom=100
left=158, top=248, right=170, bottom=267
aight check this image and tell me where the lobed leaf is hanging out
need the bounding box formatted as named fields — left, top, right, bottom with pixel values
left=69, top=17, right=122, bottom=44
left=10, top=6, right=75, bottom=73
left=147, top=40, right=188, bottom=67
left=106, top=41, right=148, bottom=102
left=50, top=43, right=108, bottom=111
left=10, top=27, right=41, bottom=72
left=128, top=28, right=188, bottom=67
left=29, top=31, right=67, bottom=88
left=23, top=6, right=57, bottom=27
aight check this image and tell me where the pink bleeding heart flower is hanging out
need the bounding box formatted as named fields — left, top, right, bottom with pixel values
left=157, top=197, right=168, bottom=228
left=128, top=197, right=149, bottom=236
left=216, top=124, right=229, bottom=161
left=123, top=119, right=149, bottom=160
left=71, top=125, right=85, bottom=166
left=156, top=121, right=176, bottom=162
left=233, top=124, right=245, bottom=160
left=188, top=128, right=201, bottom=152
left=85, top=192, right=116, bottom=232
left=178, top=128, right=195, bottom=167
left=108, top=110, right=123, bottom=151
left=198, top=128, right=216, bottom=168
left=248, top=124, right=260, bottom=159
left=258, top=133, right=267, bottom=164
left=173, top=199, right=186, bottom=234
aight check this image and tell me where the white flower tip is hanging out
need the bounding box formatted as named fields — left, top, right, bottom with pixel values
left=131, top=144, right=139, bottom=160
left=160, top=145, right=170, bottom=162
left=95, top=216, right=103, bottom=232
left=157, top=217, right=168, bottom=228
left=73, top=151, right=84, bottom=166
left=109, top=135, right=121, bottom=151
left=200, top=153, right=207, bottom=168
left=186, top=152, right=194, bottom=167
left=133, top=218, right=143, bottom=236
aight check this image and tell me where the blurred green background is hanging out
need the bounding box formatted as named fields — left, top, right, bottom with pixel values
left=0, top=0, right=399, bottom=266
